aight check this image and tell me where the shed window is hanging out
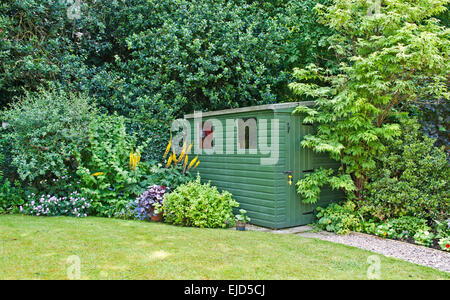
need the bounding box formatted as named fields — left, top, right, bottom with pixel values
left=238, top=118, right=257, bottom=150
left=199, top=122, right=214, bottom=149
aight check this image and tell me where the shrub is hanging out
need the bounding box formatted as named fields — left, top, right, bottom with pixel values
left=364, top=119, right=449, bottom=222
left=411, top=100, right=449, bottom=152
left=315, top=201, right=361, bottom=235
left=0, top=153, right=24, bottom=213
left=435, top=219, right=450, bottom=238
left=1, top=87, right=98, bottom=183
left=163, top=176, right=238, bottom=228
left=373, top=223, right=396, bottom=239
left=76, top=114, right=151, bottom=217
left=132, top=185, right=167, bottom=221
left=0, top=0, right=88, bottom=105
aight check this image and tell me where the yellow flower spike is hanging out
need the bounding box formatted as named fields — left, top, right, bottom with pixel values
left=129, top=148, right=141, bottom=170
left=192, top=161, right=200, bottom=170
left=186, top=143, right=193, bottom=154
left=166, top=154, right=173, bottom=168
left=188, top=155, right=198, bottom=170
left=92, top=172, right=104, bottom=176
left=172, top=151, right=178, bottom=164
left=178, top=141, right=187, bottom=162
left=183, top=154, right=188, bottom=171
left=163, top=135, right=172, bottom=159
left=129, top=149, right=134, bottom=169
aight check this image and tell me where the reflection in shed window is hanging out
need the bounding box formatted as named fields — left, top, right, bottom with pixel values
left=238, top=118, right=257, bottom=150
left=200, top=121, right=214, bottom=149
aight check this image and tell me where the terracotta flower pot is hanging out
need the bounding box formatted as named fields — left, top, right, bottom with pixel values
left=150, top=209, right=163, bottom=222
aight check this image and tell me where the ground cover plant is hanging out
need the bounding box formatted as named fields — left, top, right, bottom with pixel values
left=315, top=201, right=450, bottom=251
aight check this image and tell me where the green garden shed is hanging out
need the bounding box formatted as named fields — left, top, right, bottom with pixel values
left=184, top=102, right=342, bottom=229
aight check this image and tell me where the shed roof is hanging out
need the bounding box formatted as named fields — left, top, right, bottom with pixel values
left=184, top=101, right=314, bottom=119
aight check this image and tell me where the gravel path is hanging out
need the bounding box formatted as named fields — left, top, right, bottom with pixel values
left=298, top=231, right=450, bottom=273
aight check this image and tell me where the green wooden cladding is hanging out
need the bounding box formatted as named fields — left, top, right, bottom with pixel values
left=184, top=103, right=342, bottom=229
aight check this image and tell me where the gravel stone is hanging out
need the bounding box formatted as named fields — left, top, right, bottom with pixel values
left=298, top=231, right=450, bottom=273
left=233, top=223, right=450, bottom=272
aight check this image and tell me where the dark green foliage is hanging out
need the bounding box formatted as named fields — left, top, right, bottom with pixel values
left=84, top=0, right=295, bottom=159
left=1, top=0, right=335, bottom=160
left=363, top=119, right=449, bottom=222
left=0, top=125, right=17, bottom=182
left=146, top=164, right=194, bottom=190
left=284, top=0, right=338, bottom=74
left=0, top=0, right=90, bottom=105
left=412, top=2, right=449, bottom=149
left=410, top=100, right=449, bottom=152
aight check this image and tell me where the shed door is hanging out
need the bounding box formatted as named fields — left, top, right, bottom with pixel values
left=287, top=115, right=316, bottom=226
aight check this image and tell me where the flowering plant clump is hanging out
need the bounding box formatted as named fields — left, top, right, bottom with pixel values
left=21, top=191, right=92, bottom=217
left=438, top=237, right=450, bottom=252
left=413, top=228, right=435, bottom=247
left=133, top=185, right=167, bottom=220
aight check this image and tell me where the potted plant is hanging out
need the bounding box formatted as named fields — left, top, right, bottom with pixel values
left=151, top=202, right=163, bottom=222
left=135, top=185, right=167, bottom=222
left=235, top=209, right=251, bottom=231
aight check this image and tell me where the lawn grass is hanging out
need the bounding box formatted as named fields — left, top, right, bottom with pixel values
left=0, top=215, right=448, bottom=280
